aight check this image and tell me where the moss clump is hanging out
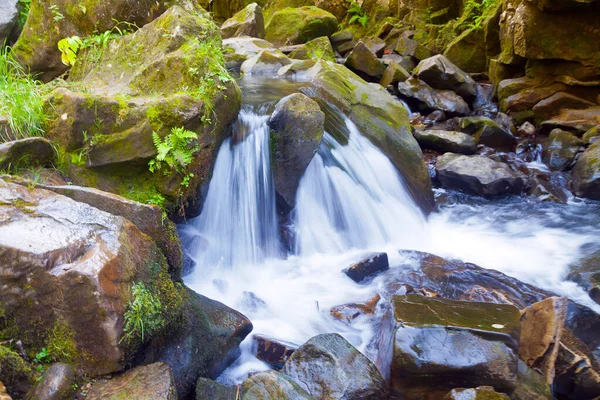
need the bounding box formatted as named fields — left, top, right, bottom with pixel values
left=0, top=345, right=37, bottom=396
left=47, top=319, right=78, bottom=363
left=265, top=6, right=338, bottom=46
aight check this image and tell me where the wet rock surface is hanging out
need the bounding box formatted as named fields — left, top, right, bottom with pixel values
left=254, top=335, right=298, bottom=370
left=415, top=55, right=478, bottom=102
left=342, top=252, right=389, bottom=283
left=241, top=370, right=314, bottom=399
left=414, top=129, right=477, bottom=154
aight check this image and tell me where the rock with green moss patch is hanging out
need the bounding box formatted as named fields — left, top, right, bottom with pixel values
left=414, top=129, right=477, bottom=154
left=542, top=129, right=583, bottom=171
left=289, top=36, right=335, bottom=62
left=211, top=0, right=267, bottom=22
left=344, top=41, right=386, bottom=80
left=0, top=178, right=178, bottom=376
left=265, top=6, right=337, bottom=46
left=223, top=36, right=279, bottom=69
left=11, top=0, right=202, bottom=81
left=87, top=363, right=177, bottom=400
left=196, top=378, right=237, bottom=400
left=221, top=3, right=266, bottom=39
left=0, top=137, right=56, bottom=171
left=415, top=55, right=478, bottom=102
left=269, top=93, right=324, bottom=207
left=0, top=345, right=36, bottom=398
left=241, top=49, right=292, bottom=75
left=240, top=370, right=315, bottom=399
left=582, top=126, right=600, bottom=144
left=458, top=116, right=516, bottom=151
left=398, top=77, right=471, bottom=116
left=379, top=62, right=411, bottom=88
left=572, top=141, right=600, bottom=200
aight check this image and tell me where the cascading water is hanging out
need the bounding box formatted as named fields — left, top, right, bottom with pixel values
left=182, top=80, right=600, bottom=384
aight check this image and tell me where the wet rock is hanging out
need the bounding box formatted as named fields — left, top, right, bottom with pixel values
left=0, top=345, right=36, bottom=398
left=567, top=251, right=600, bottom=305
left=533, top=92, right=596, bottom=123
left=87, top=363, right=177, bottom=400
left=414, top=130, right=477, bottom=154
left=519, top=297, right=568, bottom=384
left=269, top=93, right=324, bottom=207
left=554, top=335, right=600, bottom=400
left=414, top=55, right=478, bottom=102
left=195, top=378, right=236, bottom=400
left=424, top=110, right=447, bottom=126
left=344, top=41, right=386, bottom=80
left=398, top=78, right=471, bottom=116
left=0, top=1, right=17, bottom=45
left=289, top=36, right=335, bottom=62
left=526, top=174, right=570, bottom=204
left=221, top=3, right=265, bottom=39
left=254, top=335, right=298, bottom=370
left=27, top=363, right=75, bottom=400
left=542, top=129, right=583, bottom=171
left=436, top=153, right=525, bottom=196
left=541, top=107, right=600, bottom=134
left=282, top=333, right=388, bottom=399
left=513, top=360, right=553, bottom=400
left=379, top=62, right=410, bottom=88
left=572, top=142, right=600, bottom=200
left=444, top=386, right=510, bottom=400
left=517, top=122, right=536, bottom=137
left=582, top=126, right=600, bottom=144
left=223, top=37, right=278, bottom=69
left=240, top=370, right=314, bottom=399
left=342, top=252, right=389, bottom=283
left=241, top=49, right=293, bottom=75
left=391, top=294, right=520, bottom=398
left=458, top=116, right=516, bottom=151
left=0, top=138, right=56, bottom=170
left=330, top=295, right=381, bottom=323
left=265, top=6, right=337, bottom=46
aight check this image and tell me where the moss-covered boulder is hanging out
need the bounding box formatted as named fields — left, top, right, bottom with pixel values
left=414, top=129, right=477, bottom=154
left=269, top=93, right=324, bottom=207
left=241, top=49, right=292, bottom=75
left=443, top=27, right=487, bottom=74
left=542, top=129, right=583, bottom=172
left=265, top=6, right=337, bottom=46
left=295, top=61, right=435, bottom=212
left=221, top=2, right=266, bottom=39
left=572, top=142, right=600, bottom=200
left=344, top=41, right=387, bottom=80
left=583, top=126, right=600, bottom=144
left=289, top=36, right=335, bottom=62
left=240, top=370, right=314, bottom=399
left=12, top=0, right=200, bottom=81
left=379, top=62, right=411, bottom=88
left=0, top=345, right=36, bottom=398
left=45, top=6, right=241, bottom=215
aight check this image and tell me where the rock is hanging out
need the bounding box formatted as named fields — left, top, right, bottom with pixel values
left=240, top=370, right=314, bottom=399
left=282, top=333, right=388, bottom=399
left=444, top=386, right=510, bottom=400
left=278, top=59, right=319, bottom=76
left=519, top=297, right=568, bottom=384
left=45, top=6, right=241, bottom=213
left=513, top=360, right=553, bottom=400
left=330, top=30, right=353, bottom=47
left=0, top=382, right=10, bottom=400
left=254, top=335, right=298, bottom=370
left=379, top=62, right=410, bottom=88
left=382, top=54, right=417, bottom=72
left=398, top=78, right=471, bottom=116
left=533, top=92, right=596, bottom=123
left=241, top=49, right=292, bottom=75
left=265, top=6, right=337, bottom=46
left=568, top=251, right=600, bottom=305
left=142, top=287, right=253, bottom=398
left=269, top=93, right=324, bottom=207
left=209, top=0, right=259, bottom=22
left=414, top=55, right=478, bottom=102
left=572, top=142, right=600, bottom=200
left=289, top=36, right=336, bottom=62
left=391, top=294, right=520, bottom=398
left=395, top=36, right=434, bottom=60
left=336, top=39, right=357, bottom=55
left=0, top=178, right=177, bottom=375
left=27, top=363, right=75, bottom=400
left=344, top=41, right=386, bottom=80
left=541, top=107, right=600, bottom=134
left=0, top=138, right=56, bottom=170
left=0, top=346, right=35, bottom=398
left=458, top=116, right=516, bottom=151
left=330, top=295, right=382, bottom=323
left=443, top=27, right=488, bottom=73
left=500, top=82, right=568, bottom=114
left=554, top=336, right=600, bottom=400
left=195, top=378, right=236, bottom=400
left=362, top=37, right=386, bottom=57
left=436, top=153, right=525, bottom=196
left=424, top=110, right=447, bottom=126
left=12, top=0, right=201, bottom=81
left=0, top=1, right=18, bottom=49
left=221, top=3, right=265, bottom=39
left=87, top=363, right=177, bottom=400
left=223, top=36, right=278, bottom=69
left=414, top=130, right=477, bottom=154
left=342, top=252, right=389, bottom=283
left=291, top=61, right=435, bottom=213
left=542, top=129, right=583, bottom=171
left=517, top=122, right=536, bottom=137
left=582, top=126, right=600, bottom=144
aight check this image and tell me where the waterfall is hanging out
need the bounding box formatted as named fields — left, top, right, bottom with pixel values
left=180, top=107, right=280, bottom=274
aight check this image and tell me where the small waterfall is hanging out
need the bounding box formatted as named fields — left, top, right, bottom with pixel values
left=180, top=107, right=280, bottom=273
left=293, top=116, right=427, bottom=256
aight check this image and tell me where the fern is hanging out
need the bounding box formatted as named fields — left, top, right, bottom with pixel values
left=346, top=1, right=368, bottom=28
left=148, top=127, right=198, bottom=174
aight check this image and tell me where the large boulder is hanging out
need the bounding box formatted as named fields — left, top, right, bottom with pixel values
left=12, top=0, right=201, bottom=81
left=221, top=3, right=266, bottom=39
left=572, top=142, right=600, bottom=200
left=0, top=1, right=18, bottom=45
left=196, top=378, right=237, bottom=400
left=289, top=36, right=336, bottom=62
left=87, top=363, right=177, bottom=400
left=291, top=61, right=435, bottom=212
left=210, top=0, right=263, bottom=22
left=414, top=55, right=478, bottom=102
left=533, top=92, right=596, bottom=123
left=45, top=6, right=241, bottom=214
left=458, top=116, right=516, bottom=151
left=282, top=333, right=389, bottom=399
left=398, top=77, right=471, bottom=116
left=240, top=370, right=314, bottom=399
left=542, top=129, right=583, bottom=171
left=344, top=41, right=386, bottom=80
left=541, top=107, right=600, bottom=134
left=269, top=93, right=324, bottom=207
left=265, top=6, right=337, bottom=46
left=436, top=153, right=525, bottom=196
left=414, top=130, right=477, bottom=154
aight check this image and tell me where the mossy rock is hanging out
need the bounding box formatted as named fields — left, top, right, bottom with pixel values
left=0, top=345, right=37, bottom=398
left=289, top=36, right=335, bottom=62
left=572, top=142, right=600, bottom=200
left=443, top=27, right=487, bottom=73
left=221, top=2, right=266, bottom=39
left=265, top=6, right=337, bottom=46
left=240, top=370, right=314, bottom=399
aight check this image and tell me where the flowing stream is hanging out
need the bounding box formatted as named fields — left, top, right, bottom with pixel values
left=180, top=78, right=600, bottom=383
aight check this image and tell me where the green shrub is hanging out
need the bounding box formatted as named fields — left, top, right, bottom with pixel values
left=121, top=282, right=164, bottom=344
left=346, top=0, right=368, bottom=28
left=0, top=47, right=47, bottom=142
left=148, top=127, right=198, bottom=174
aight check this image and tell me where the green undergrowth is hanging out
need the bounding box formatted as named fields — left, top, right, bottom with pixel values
left=0, top=47, right=48, bottom=143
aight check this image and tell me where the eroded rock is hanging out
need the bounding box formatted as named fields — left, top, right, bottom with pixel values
left=221, top=2, right=265, bottom=39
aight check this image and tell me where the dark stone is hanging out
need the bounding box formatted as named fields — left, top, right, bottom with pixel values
left=195, top=378, right=236, bottom=400
left=414, top=130, right=477, bottom=154
left=0, top=137, right=56, bottom=170
left=398, top=78, right=471, bottom=116
left=568, top=250, right=600, bottom=305
left=542, top=129, right=583, bottom=171
left=254, top=334, right=298, bottom=370
left=342, top=252, right=389, bottom=283
left=414, top=55, right=478, bottom=102
left=458, top=116, right=516, bottom=151
left=344, top=41, right=386, bottom=80
left=27, top=363, right=75, bottom=400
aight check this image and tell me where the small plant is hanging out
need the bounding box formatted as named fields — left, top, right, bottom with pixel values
left=148, top=127, right=198, bottom=174
left=346, top=0, right=368, bottom=28
left=49, top=4, right=64, bottom=22
left=57, top=36, right=82, bottom=66
left=461, top=0, right=496, bottom=30
left=121, top=282, right=164, bottom=344
left=17, top=0, right=31, bottom=29
left=34, top=347, right=51, bottom=364
left=180, top=172, right=194, bottom=188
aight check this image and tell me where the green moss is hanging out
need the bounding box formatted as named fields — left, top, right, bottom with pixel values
left=265, top=6, right=338, bottom=46
left=0, top=345, right=36, bottom=394
left=47, top=319, right=78, bottom=363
